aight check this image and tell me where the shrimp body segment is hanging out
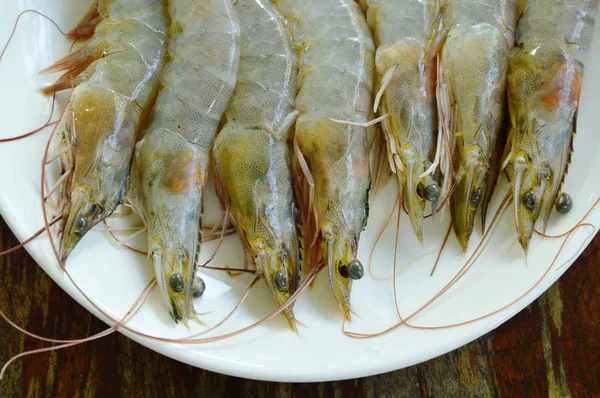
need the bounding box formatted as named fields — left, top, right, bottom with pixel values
left=128, top=0, right=240, bottom=323
left=275, top=0, right=374, bottom=320
left=42, top=0, right=168, bottom=262
left=440, top=0, right=518, bottom=250
left=212, top=0, right=300, bottom=330
left=507, top=0, right=599, bottom=251
left=366, top=0, right=446, bottom=242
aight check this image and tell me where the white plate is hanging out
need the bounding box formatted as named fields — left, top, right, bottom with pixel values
left=1, top=0, right=599, bottom=383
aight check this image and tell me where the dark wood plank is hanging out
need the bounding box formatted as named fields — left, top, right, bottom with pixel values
left=1, top=216, right=598, bottom=397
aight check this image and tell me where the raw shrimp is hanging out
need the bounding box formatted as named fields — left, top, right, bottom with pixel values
left=275, top=0, right=374, bottom=320
left=212, top=0, right=300, bottom=331
left=507, top=0, right=599, bottom=251
left=440, top=0, right=518, bottom=250
left=41, top=0, right=168, bottom=261
left=365, top=0, right=447, bottom=242
left=128, top=0, right=240, bottom=323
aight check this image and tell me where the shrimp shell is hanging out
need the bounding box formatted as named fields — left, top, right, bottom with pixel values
left=128, top=0, right=240, bottom=323
left=440, top=0, right=518, bottom=250
left=507, top=0, right=599, bottom=251
left=366, top=0, right=448, bottom=242
left=212, top=0, right=300, bottom=330
left=275, top=0, right=374, bottom=320
left=41, top=0, right=168, bottom=262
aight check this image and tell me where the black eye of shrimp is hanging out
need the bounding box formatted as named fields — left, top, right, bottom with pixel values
left=339, top=259, right=364, bottom=280
left=192, top=275, right=206, bottom=298
left=522, top=190, right=536, bottom=210
left=274, top=271, right=288, bottom=291
left=471, top=187, right=483, bottom=204
left=169, top=273, right=185, bottom=293
left=556, top=192, right=573, bottom=214
left=76, top=218, right=89, bottom=234
left=423, top=183, right=441, bottom=202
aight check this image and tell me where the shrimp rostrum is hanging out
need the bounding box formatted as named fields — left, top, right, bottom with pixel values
left=440, top=0, right=518, bottom=250
left=41, top=0, right=168, bottom=262
left=128, top=0, right=240, bottom=323
left=366, top=0, right=448, bottom=242
left=212, top=0, right=301, bottom=330
left=507, top=0, right=599, bottom=251
left=275, top=0, right=374, bottom=320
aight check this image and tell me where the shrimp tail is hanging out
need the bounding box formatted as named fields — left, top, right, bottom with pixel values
left=41, top=65, right=89, bottom=95
left=67, top=0, right=101, bottom=41
left=39, top=43, right=103, bottom=76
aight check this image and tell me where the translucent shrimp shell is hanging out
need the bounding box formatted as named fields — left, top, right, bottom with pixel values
left=212, top=0, right=300, bottom=330
left=49, top=0, right=168, bottom=261
left=129, top=0, right=240, bottom=323
left=508, top=0, right=599, bottom=251
left=440, top=0, right=518, bottom=250
left=366, top=0, right=445, bottom=242
left=275, top=0, right=374, bottom=320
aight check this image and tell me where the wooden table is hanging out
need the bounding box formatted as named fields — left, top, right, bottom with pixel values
left=1, top=216, right=599, bottom=397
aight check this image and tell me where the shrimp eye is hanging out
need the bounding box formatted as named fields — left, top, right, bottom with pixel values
left=339, top=259, right=364, bottom=280
left=274, top=271, right=288, bottom=291
left=76, top=218, right=89, bottom=234
left=423, top=183, right=441, bottom=202
left=556, top=192, right=573, bottom=214
left=192, top=275, right=206, bottom=298
left=522, top=190, right=536, bottom=210
left=471, top=187, right=483, bottom=204
left=169, top=273, right=185, bottom=293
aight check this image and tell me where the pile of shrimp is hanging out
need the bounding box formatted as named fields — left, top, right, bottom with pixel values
left=0, top=0, right=598, bottom=378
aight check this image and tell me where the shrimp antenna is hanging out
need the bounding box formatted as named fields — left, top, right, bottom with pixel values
left=367, top=192, right=399, bottom=280
left=0, top=215, right=61, bottom=258
left=200, top=209, right=230, bottom=266
left=0, top=11, right=67, bottom=143
left=400, top=198, right=599, bottom=331
left=429, top=224, right=452, bottom=276
left=0, top=278, right=156, bottom=380
left=0, top=10, right=67, bottom=64
left=346, top=190, right=600, bottom=339
left=0, top=95, right=58, bottom=143
left=342, top=190, right=513, bottom=339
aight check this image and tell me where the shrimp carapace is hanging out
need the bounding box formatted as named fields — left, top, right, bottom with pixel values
left=212, top=0, right=300, bottom=330
left=128, top=0, right=240, bottom=323
left=41, top=0, right=169, bottom=262
left=440, top=0, right=518, bottom=250
left=507, top=0, right=599, bottom=252
left=365, top=0, right=448, bottom=242
left=275, top=0, right=374, bottom=320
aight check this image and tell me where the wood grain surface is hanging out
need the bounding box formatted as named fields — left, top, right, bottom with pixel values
left=1, top=216, right=599, bottom=398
